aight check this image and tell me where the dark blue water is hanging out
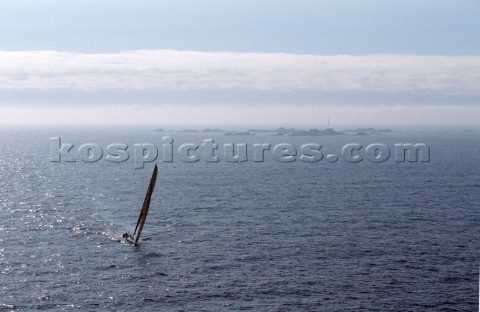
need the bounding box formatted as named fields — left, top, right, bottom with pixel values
left=0, top=127, right=478, bottom=311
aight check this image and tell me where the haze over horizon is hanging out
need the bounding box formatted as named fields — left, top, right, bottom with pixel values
left=1, top=0, right=479, bottom=126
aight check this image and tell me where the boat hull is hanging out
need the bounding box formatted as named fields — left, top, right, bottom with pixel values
left=122, top=235, right=137, bottom=246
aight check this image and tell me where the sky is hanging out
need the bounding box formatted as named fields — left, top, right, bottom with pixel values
left=0, top=0, right=479, bottom=127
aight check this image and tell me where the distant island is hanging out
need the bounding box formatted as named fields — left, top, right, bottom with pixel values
left=152, top=126, right=393, bottom=136
left=287, top=128, right=344, bottom=136
left=247, top=128, right=276, bottom=133
left=273, top=127, right=297, bottom=135
left=202, top=128, right=224, bottom=133
left=225, top=131, right=254, bottom=136
left=341, top=127, right=392, bottom=135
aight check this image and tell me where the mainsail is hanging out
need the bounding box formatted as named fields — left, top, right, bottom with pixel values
left=131, top=164, right=158, bottom=246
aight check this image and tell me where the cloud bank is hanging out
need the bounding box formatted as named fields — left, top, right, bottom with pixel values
left=1, top=104, right=479, bottom=127
left=1, top=50, right=479, bottom=126
left=1, top=50, right=479, bottom=95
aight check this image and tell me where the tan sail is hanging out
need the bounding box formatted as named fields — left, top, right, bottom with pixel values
left=132, top=164, right=158, bottom=246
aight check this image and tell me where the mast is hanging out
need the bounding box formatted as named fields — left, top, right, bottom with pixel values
left=133, top=164, right=158, bottom=246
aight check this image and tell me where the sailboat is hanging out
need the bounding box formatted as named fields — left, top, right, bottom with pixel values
left=123, top=164, right=158, bottom=246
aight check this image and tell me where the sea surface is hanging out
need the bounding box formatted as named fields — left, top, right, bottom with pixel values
left=0, top=126, right=478, bottom=311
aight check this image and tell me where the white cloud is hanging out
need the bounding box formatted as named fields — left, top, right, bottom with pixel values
left=1, top=50, right=479, bottom=95
left=1, top=104, right=479, bottom=127
left=2, top=50, right=478, bottom=126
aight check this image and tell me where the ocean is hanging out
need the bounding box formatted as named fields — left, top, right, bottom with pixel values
left=0, top=127, right=478, bottom=311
